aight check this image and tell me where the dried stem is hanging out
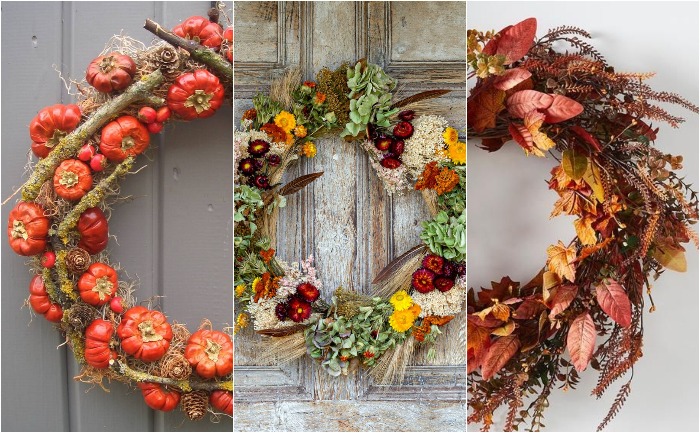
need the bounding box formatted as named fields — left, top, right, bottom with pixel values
left=112, top=359, right=232, bottom=392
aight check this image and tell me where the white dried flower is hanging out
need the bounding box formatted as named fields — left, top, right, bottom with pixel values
left=402, top=115, right=450, bottom=178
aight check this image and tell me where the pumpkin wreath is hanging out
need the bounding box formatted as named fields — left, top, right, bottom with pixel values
left=6, top=8, right=233, bottom=420
left=466, top=18, right=698, bottom=431
left=234, top=62, right=466, bottom=381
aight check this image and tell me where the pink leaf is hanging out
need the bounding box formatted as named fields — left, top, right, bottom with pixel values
left=595, top=279, right=632, bottom=328
left=493, top=68, right=532, bottom=91
left=483, top=18, right=538, bottom=64
left=567, top=312, right=596, bottom=372
left=548, top=284, right=579, bottom=319
left=506, top=90, right=554, bottom=119
left=542, top=94, right=584, bottom=123
left=481, top=335, right=520, bottom=380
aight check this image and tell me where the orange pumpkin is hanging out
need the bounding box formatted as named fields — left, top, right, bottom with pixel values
left=99, top=115, right=150, bottom=162
left=7, top=202, right=49, bottom=256
left=53, top=159, right=92, bottom=201
left=172, top=16, right=223, bottom=49
left=184, top=329, right=233, bottom=379
left=138, top=382, right=180, bottom=412
left=78, top=263, right=118, bottom=306
left=29, top=104, right=82, bottom=158
left=77, top=207, right=109, bottom=254
left=28, top=275, right=63, bottom=322
left=167, top=70, right=225, bottom=120
left=43, top=304, right=64, bottom=323
left=84, top=319, right=116, bottom=369
left=209, top=390, right=232, bottom=415
left=86, top=52, right=136, bottom=93
left=117, top=306, right=172, bottom=362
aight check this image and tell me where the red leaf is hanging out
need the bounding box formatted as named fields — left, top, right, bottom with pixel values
left=493, top=68, right=532, bottom=91
left=508, top=122, right=533, bottom=151
left=542, top=94, right=584, bottom=123
left=567, top=312, right=596, bottom=372
left=570, top=125, right=602, bottom=152
left=481, top=335, right=520, bottom=380
left=595, top=279, right=631, bottom=328
left=548, top=284, right=579, bottom=319
left=478, top=137, right=508, bottom=152
left=467, top=85, right=506, bottom=133
left=483, top=18, right=538, bottom=64
left=513, top=298, right=545, bottom=320
left=506, top=90, right=553, bottom=119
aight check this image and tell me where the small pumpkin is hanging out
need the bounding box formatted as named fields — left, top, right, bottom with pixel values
left=209, top=390, right=233, bottom=416
left=29, top=104, right=82, bottom=158
left=86, top=52, right=136, bottom=93
left=138, top=382, right=181, bottom=412
left=99, top=115, right=150, bottom=162
left=28, top=275, right=63, bottom=322
left=78, top=263, right=118, bottom=306
left=172, top=16, right=223, bottom=49
left=223, top=27, right=232, bottom=62
left=167, top=70, right=225, bottom=121
left=184, top=329, right=233, bottom=379
left=77, top=207, right=109, bottom=254
left=84, top=319, right=115, bottom=369
left=7, top=202, right=49, bottom=256
left=117, top=306, right=172, bottom=362
left=53, top=159, right=92, bottom=201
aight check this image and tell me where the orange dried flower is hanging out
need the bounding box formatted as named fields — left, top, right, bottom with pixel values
left=253, top=272, right=278, bottom=302
left=415, top=161, right=440, bottom=191
left=434, top=167, right=460, bottom=195
left=259, top=248, right=275, bottom=264
left=314, top=92, right=327, bottom=105
left=303, top=81, right=316, bottom=88
left=412, top=315, right=455, bottom=342
left=260, top=123, right=287, bottom=143
left=242, top=108, right=257, bottom=121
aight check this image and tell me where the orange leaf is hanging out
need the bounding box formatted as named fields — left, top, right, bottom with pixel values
left=596, top=279, right=631, bottom=328
left=506, top=90, right=553, bottom=119
left=467, top=85, right=506, bottom=133
left=493, top=68, right=532, bottom=91
left=567, top=312, right=596, bottom=372
left=547, top=241, right=577, bottom=282
left=548, top=284, right=578, bottom=319
left=481, top=335, right=520, bottom=380
left=574, top=215, right=597, bottom=246
left=525, top=111, right=555, bottom=155
left=483, top=18, right=537, bottom=64
left=491, top=303, right=511, bottom=322
left=575, top=237, right=614, bottom=263
left=542, top=94, right=584, bottom=123
left=652, top=243, right=687, bottom=272
left=467, top=320, right=492, bottom=355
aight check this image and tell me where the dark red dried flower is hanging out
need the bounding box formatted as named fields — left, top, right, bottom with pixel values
left=253, top=175, right=270, bottom=190
left=422, top=254, right=444, bottom=274
left=399, top=110, right=415, bottom=121
left=434, top=276, right=455, bottom=292
left=238, top=158, right=256, bottom=176
left=267, top=154, right=281, bottom=166
left=380, top=156, right=402, bottom=169
left=455, top=263, right=466, bottom=277
left=275, top=303, right=287, bottom=320
left=296, top=282, right=320, bottom=303
left=390, top=140, right=405, bottom=155
left=287, top=297, right=312, bottom=322
left=248, top=139, right=270, bottom=157
left=412, top=268, right=435, bottom=293
left=253, top=158, right=264, bottom=170
left=440, top=261, right=456, bottom=277
left=374, top=136, right=393, bottom=152
left=393, top=121, right=414, bottom=139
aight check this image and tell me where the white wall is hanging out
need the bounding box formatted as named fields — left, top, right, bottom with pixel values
left=468, top=1, right=699, bottom=431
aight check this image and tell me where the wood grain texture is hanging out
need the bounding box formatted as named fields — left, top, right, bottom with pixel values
left=1, top=2, right=232, bottom=431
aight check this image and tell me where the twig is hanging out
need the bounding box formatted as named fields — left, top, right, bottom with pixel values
left=143, top=19, right=232, bottom=84
left=112, top=359, right=232, bottom=392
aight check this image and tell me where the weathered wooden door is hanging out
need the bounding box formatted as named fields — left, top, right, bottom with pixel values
left=234, top=2, right=466, bottom=430
left=1, top=2, right=232, bottom=431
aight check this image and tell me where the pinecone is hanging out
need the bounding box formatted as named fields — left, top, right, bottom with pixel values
left=65, top=248, right=91, bottom=274
left=170, top=322, right=191, bottom=348
left=181, top=390, right=208, bottom=421
left=65, top=303, right=99, bottom=331
left=159, top=351, right=192, bottom=380
left=35, top=181, right=58, bottom=217
left=153, top=46, right=182, bottom=81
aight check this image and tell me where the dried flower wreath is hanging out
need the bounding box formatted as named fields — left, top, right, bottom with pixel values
left=467, top=18, right=698, bottom=431
left=6, top=8, right=233, bottom=421
left=234, top=60, right=466, bottom=382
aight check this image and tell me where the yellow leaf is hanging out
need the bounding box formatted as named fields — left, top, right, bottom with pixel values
left=492, top=320, right=516, bottom=336
left=574, top=215, right=597, bottom=246
left=652, top=243, right=687, bottom=272
left=474, top=306, right=493, bottom=321
left=525, top=111, right=555, bottom=154
left=491, top=302, right=511, bottom=322
left=582, top=160, right=605, bottom=203
left=542, top=271, right=561, bottom=304
left=547, top=241, right=577, bottom=282
left=562, top=150, right=588, bottom=181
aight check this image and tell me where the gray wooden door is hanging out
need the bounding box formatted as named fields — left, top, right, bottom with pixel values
left=233, top=2, right=466, bottom=431
left=1, top=2, right=232, bottom=431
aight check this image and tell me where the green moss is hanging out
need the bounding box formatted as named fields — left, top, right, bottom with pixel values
left=42, top=267, right=60, bottom=304
left=56, top=250, right=78, bottom=301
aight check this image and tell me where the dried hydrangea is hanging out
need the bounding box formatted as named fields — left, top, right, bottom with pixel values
left=412, top=276, right=465, bottom=318
left=402, top=115, right=450, bottom=178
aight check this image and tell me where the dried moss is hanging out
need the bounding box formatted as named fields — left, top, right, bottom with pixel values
left=42, top=267, right=59, bottom=304
left=316, top=64, right=351, bottom=129
left=56, top=250, right=78, bottom=301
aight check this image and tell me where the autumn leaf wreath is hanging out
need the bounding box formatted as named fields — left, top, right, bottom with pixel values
left=6, top=11, right=233, bottom=420
left=467, top=18, right=698, bottom=431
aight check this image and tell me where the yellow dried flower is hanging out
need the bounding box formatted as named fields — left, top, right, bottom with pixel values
left=389, top=309, right=417, bottom=333
left=294, top=124, right=308, bottom=138
left=235, top=284, right=246, bottom=297
left=442, top=127, right=459, bottom=146
left=234, top=312, right=249, bottom=334
left=448, top=141, right=466, bottom=165
left=274, top=111, right=296, bottom=133
left=389, top=290, right=413, bottom=311
left=302, top=141, right=317, bottom=158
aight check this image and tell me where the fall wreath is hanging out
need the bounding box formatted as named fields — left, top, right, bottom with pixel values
left=234, top=61, right=466, bottom=381
left=467, top=18, right=698, bottom=431
left=6, top=8, right=233, bottom=420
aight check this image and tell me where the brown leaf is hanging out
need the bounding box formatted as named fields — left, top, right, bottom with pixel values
left=547, top=241, right=577, bottom=282
left=567, top=312, right=596, bottom=372
left=477, top=276, right=520, bottom=306
left=483, top=17, right=538, bottom=64
left=467, top=85, right=506, bottom=133
left=278, top=172, right=324, bottom=196
left=595, top=279, right=631, bottom=328
left=506, top=90, right=553, bottom=119
left=478, top=137, right=508, bottom=152
left=513, top=298, right=545, bottom=320
left=372, top=244, right=427, bottom=284
left=391, top=90, right=451, bottom=109
left=548, top=284, right=578, bottom=319
left=481, top=335, right=520, bottom=380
